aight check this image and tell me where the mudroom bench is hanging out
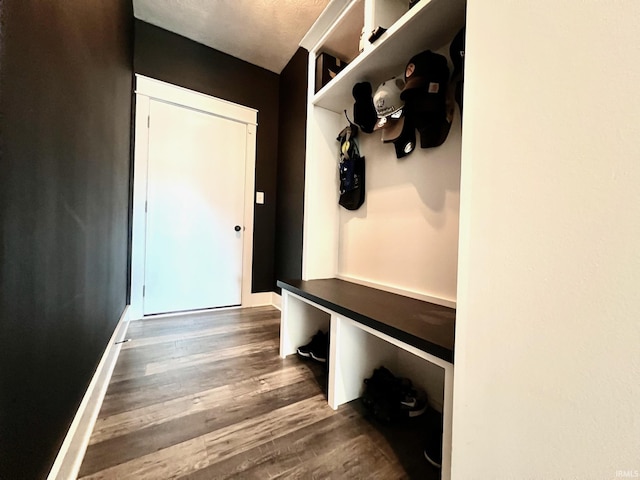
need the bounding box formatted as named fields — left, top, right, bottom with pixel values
left=277, top=278, right=456, bottom=478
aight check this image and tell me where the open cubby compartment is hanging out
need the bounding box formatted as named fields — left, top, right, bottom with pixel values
left=369, top=0, right=410, bottom=31
left=329, top=315, right=448, bottom=413
left=329, top=314, right=453, bottom=476
left=316, top=0, right=364, bottom=65
left=279, top=291, right=332, bottom=358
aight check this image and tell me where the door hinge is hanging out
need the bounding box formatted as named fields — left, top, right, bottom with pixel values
left=147, top=115, right=150, bottom=128
left=145, top=200, right=148, bottom=213
left=143, top=285, right=146, bottom=297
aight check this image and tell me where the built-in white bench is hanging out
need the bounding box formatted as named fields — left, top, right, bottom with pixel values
left=277, top=278, right=456, bottom=479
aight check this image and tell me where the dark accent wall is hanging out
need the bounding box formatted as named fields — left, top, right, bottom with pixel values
left=133, top=20, right=279, bottom=293
left=275, top=48, right=308, bottom=288
left=0, top=1, right=133, bottom=478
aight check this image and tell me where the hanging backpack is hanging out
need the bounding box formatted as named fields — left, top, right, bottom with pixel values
left=337, top=123, right=365, bottom=210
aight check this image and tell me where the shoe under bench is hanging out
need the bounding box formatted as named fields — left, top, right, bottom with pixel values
left=277, top=278, right=455, bottom=479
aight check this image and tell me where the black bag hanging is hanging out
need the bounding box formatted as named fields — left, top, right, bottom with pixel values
left=337, top=119, right=365, bottom=210
left=339, top=155, right=365, bottom=210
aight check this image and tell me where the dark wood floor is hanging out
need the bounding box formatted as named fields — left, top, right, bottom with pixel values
left=78, top=306, right=439, bottom=479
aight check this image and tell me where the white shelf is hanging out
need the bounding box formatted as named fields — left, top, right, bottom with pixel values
left=312, top=0, right=466, bottom=113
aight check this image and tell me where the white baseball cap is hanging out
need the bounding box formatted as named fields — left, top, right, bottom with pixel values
left=373, top=76, right=405, bottom=123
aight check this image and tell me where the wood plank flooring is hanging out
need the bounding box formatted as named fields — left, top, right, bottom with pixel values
left=78, top=306, right=439, bottom=479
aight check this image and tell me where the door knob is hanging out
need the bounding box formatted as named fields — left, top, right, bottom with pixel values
left=234, top=225, right=242, bottom=232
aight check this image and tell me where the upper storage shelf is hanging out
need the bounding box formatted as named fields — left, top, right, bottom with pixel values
left=318, top=0, right=364, bottom=64
left=311, top=0, right=466, bottom=113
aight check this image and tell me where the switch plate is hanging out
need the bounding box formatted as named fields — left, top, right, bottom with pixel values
left=256, top=191, right=265, bottom=204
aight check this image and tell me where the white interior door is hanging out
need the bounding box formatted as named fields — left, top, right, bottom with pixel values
left=143, top=99, right=247, bottom=315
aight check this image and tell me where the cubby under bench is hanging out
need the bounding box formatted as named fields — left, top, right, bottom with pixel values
left=277, top=278, right=456, bottom=479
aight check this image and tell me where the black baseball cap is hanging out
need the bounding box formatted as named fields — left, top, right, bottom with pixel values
left=352, top=82, right=377, bottom=133
left=401, top=50, right=449, bottom=98
left=450, top=28, right=465, bottom=80
left=393, top=115, right=416, bottom=158
left=450, top=28, right=466, bottom=112
left=412, top=87, right=455, bottom=148
left=401, top=50, right=450, bottom=148
left=418, top=115, right=451, bottom=148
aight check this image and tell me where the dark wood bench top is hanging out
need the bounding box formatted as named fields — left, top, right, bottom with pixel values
left=277, top=278, right=456, bottom=363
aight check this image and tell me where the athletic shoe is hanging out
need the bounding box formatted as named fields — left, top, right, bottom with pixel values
left=423, top=413, right=443, bottom=468
left=310, top=331, right=328, bottom=363
left=361, top=366, right=428, bottom=421
left=296, top=330, right=322, bottom=358
left=401, top=388, right=427, bottom=417
left=297, top=330, right=328, bottom=363
left=423, top=438, right=442, bottom=468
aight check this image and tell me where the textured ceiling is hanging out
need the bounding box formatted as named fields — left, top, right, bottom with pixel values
left=133, top=0, right=330, bottom=73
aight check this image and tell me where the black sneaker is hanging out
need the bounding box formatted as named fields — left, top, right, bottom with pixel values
left=296, top=330, right=321, bottom=358
left=361, top=367, right=428, bottom=421
left=423, top=439, right=442, bottom=468
left=401, top=387, right=428, bottom=418
left=310, top=331, right=328, bottom=363
left=423, top=414, right=443, bottom=468
left=297, top=331, right=328, bottom=363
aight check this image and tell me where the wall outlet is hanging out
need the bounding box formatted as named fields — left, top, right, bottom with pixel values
left=256, top=191, right=265, bottom=204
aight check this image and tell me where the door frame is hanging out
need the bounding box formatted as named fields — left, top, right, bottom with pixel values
left=130, top=74, right=261, bottom=320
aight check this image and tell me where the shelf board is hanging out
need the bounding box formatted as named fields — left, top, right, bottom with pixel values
left=312, top=0, right=466, bottom=113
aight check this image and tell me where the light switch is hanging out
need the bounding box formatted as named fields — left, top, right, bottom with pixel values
left=256, top=191, right=265, bottom=204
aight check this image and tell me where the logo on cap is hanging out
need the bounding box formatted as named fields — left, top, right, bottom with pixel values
left=373, top=76, right=405, bottom=118
left=405, top=63, right=415, bottom=78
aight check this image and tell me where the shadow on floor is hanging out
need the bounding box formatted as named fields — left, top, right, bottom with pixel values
left=295, top=354, right=329, bottom=400
left=351, top=401, right=442, bottom=480
left=294, top=354, right=441, bottom=479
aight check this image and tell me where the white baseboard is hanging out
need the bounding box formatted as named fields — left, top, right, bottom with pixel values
left=129, top=293, right=275, bottom=321
left=244, top=291, right=273, bottom=307
left=336, top=274, right=457, bottom=309
left=272, top=291, right=282, bottom=310
left=47, top=306, right=130, bottom=480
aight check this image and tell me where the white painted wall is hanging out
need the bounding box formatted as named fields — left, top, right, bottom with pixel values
left=302, top=104, right=343, bottom=280
left=452, top=1, right=640, bottom=479
left=338, top=114, right=461, bottom=304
